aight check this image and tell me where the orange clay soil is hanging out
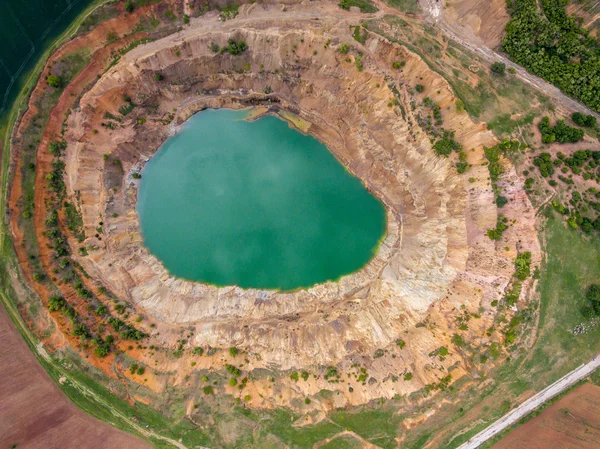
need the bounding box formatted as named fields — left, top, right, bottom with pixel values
left=7, top=1, right=172, bottom=374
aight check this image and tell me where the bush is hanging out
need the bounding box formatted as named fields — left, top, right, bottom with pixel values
left=154, top=73, right=164, bottom=81
left=339, top=43, right=350, bottom=54
left=415, top=84, right=425, bottom=93
left=491, top=61, right=506, bottom=75
left=433, top=130, right=462, bottom=156
left=533, top=152, right=555, bottom=177
left=515, top=251, right=531, bottom=280
left=47, top=75, right=61, bottom=88
left=224, top=40, right=247, bottom=56
left=538, top=116, right=584, bottom=144
left=496, top=196, right=508, bottom=208
left=124, top=1, right=134, bottom=13
left=49, top=140, right=67, bottom=156
left=583, top=284, right=600, bottom=317
left=456, top=161, right=469, bottom=174
left=572, top=112, right=596, bottom=128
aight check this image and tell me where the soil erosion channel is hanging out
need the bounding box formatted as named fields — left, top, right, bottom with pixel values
left=137, top=108, right=387, bottom=291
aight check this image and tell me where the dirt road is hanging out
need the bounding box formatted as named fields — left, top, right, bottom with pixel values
left=416, top=0, right=600, bottom=120
left=456, top=356, right=600, bottom=449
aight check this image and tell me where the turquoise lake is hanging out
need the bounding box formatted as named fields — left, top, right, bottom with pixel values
left=137, top=109, right=387, bottom=291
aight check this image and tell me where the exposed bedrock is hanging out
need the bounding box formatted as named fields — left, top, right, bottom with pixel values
left=63, top=8, right=539, bottom=390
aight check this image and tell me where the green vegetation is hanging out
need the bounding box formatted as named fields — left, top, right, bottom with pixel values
left=47, top=75, right=62, bottom=88
left=572, top=111, right=597, bottom=128
left=582, top=284, right=600, bottom=317
left=538, top=116, right=584, bottom=144
left=432, top=130, right=462, bottom=156
left=338, top=0, right=378, bottom=13
left=339, top=43, right=350, bottom=54
left=487, top=216, right=509, bottom=241
left=490, top=61, right=506, bottom=76
left=351, top=25, right=368, bottom=44
left=219, top=4, right=239, bottom=21
left=533, top=152, right=554, bottom=177
left=385, top=0, right=420, bottom=14
left=222, top=40, right=247, bottom=56
left=354, top=53, right=363, bottom=71
left=515, top=251, right=532, bottom=280
left=503, top=0, right=600, bottom=112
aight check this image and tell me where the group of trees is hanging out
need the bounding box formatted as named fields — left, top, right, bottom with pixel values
left=572, top=112, right=597, bottom=128
left=538, top=116, right=584, bottom=144
left=433, top=129, right=462, bottom=156
left=582, top=284, right=600, bottom=318
left=502, top=0, right=600, bottom=112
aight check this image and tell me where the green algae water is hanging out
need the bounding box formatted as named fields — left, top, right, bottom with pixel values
left=137, top=109, right=386, bottom=291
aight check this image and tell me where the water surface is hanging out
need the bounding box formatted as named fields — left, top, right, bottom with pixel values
left=137, top=109, right=386, bottom=291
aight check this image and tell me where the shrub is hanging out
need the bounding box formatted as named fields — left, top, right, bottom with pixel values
left=491, top=61, right=506, bottom=75
left=224, top=40, right=247, bottom=56
left=47, top=75, right=61, bottom=88
left=456, top=161, right=469, bottom=174
left=515, top=251, right=531, bottom=280
left=49, top=140, right=67, bottom=156
left=290, top=372, right=299, bottom=381
left=433, top=130, right=462, bottom=156
left=339, top=43, right=350, bottom=54
left=496, top=196, right=508, bottom=208
left=124, top=1, right=134, bottom=13
left=415, top=84, right=425, bottom=93
left=533, top=152, right=555, bottom=177
left=154, top=73, right=164, bottom=81
left=572, top=112, right=596, bottom=128
left=538, top=116, right=583, bottom=144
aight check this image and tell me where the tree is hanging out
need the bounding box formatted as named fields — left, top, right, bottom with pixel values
left=582, top=284, right=600, bottom=317
left=224, top=40, right=247, bottom=56
left=154, top=73, right=164, bottom=81
left=47, top=75, right=61, bottom=88
left=572, top=112, right=596, bottom=128
left=491, top=62, right=506, bottom=75
left=124, top=1, right=134, bottom=13
left=496, top=196, right=508, bottom=208
left=339, top=43, right=350, bottom=54
left=415, top=84, right=425, bottom=93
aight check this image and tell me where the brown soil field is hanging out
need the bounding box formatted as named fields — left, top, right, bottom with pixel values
left=0, top=304, right=151, bottom=449
left=492, top=382, right=600, bottom=449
